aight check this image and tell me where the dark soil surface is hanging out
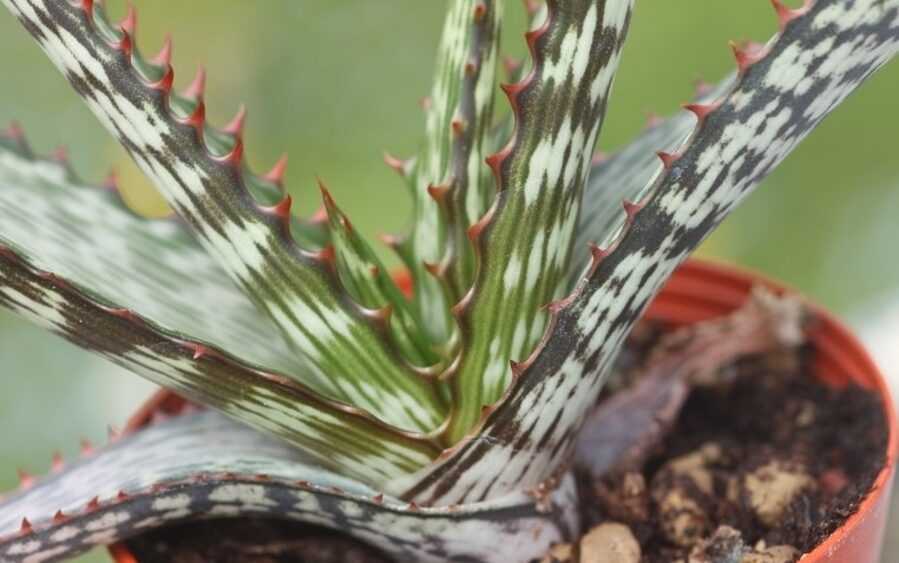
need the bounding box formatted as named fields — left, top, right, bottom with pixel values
left=123, top=518, right=392, bottom=563
left=580, top=349, right=888, bottom=562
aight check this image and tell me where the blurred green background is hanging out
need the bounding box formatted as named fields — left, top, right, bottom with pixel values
left=0, top=1, right=897, bottom=561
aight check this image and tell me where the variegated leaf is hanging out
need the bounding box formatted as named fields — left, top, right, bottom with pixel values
left=321, top=186, right=439, bottom=367
left=487, top=1, right=547, bottom=154
left=3, top=0, right=446, bottom=432
left=167, top=88, right=330, bottom=250
left=406, top=0, right=899, bottom=504
left=399, top=0, right=504, bottom=347
left=0, top=134, right=440, bottom=488
left=568, top=79, right=732, bottom=287
left=445, top=0, right=634, bottom=442
left=0, top=130, right=301, bottom=378
left=0, top=411, right=577, bottom=563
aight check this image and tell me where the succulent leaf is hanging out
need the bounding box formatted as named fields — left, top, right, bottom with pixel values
left=320, top=185, right=440, bottom=367
left=402, top=0, right=504, bottom=346
left=3, top=0, right=446, bottom=432
left=568, top=79, right=732, bottom=287
left=406, top=0, right=899, bottom=505
left=0, top=131, right=302, bottom=379
left=445, top=0, right=635, bottom=442
left=0, top=411, right=577, bottom=563
left=166, top=90, right=329, bottom=249
left=0, top=133, right=440, bottom=487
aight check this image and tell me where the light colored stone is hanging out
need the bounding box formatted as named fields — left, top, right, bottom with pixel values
left=658, top=486, right=710, bottom=547
left=579, top=522, right=641, bottom=563
left=540, top=542, right=575, bottom=563
left=741, top=544, right=800, bottom=562
left=658, top=442, right=724, bottom=495
left=743, top=460, right=814, bottom=526
left=688, top=525, right=744, bottom=563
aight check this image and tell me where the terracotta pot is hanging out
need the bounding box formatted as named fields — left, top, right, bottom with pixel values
left=111, top=258, right=898, bottom=562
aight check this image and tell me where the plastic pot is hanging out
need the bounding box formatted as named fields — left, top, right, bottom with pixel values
left=111, top=258, right=897, bottom=562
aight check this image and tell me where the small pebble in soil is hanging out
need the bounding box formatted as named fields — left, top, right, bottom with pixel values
left=540, top=542, right=577, bottom=563
left=740, top=544, right=801, bottom=563
left=742, top=460, right=815, bottom=526
left=686, top=525, right=743, bottom=562
left=579, top=522, right=642, bottom=563
left=651, top=442, right=727, bottom=547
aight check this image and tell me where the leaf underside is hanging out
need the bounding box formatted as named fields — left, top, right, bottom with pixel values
left=0, top=134, right=300, bottom=376
left=0, top=411, right=577, bottom=563
left=406, top=0, right=899, bottom=505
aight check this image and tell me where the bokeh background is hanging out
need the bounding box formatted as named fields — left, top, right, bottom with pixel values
left=0, top=1, right=897, bottom=561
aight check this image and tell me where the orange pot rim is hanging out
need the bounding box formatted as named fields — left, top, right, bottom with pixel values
left=115, top=258, right=898, bottom=562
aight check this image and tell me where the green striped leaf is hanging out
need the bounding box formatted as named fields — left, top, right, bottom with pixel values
left=0, top=133, right=440, bottom=488
left=445, top=0, right=635, bottom=442
left=406, top=0, right=899, bottom=504
left=400, top=0, right=504, bottom=346
left=321, top=186, right=439, bottom=367
left=3, top=0, right=446, bottom=432
left=167, top=88, right=330, bottom=250
left=0, top=411, right=577, bottom=563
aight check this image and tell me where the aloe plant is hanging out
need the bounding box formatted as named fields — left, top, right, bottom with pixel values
left=0, top=0, right=896, bottom=561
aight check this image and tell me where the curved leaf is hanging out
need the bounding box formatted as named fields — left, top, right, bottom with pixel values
left=0, top=411, right=577, bottom=563
left=0, top=134, right=441, bottom=488
left=0, top=130, right=301, bottom=379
